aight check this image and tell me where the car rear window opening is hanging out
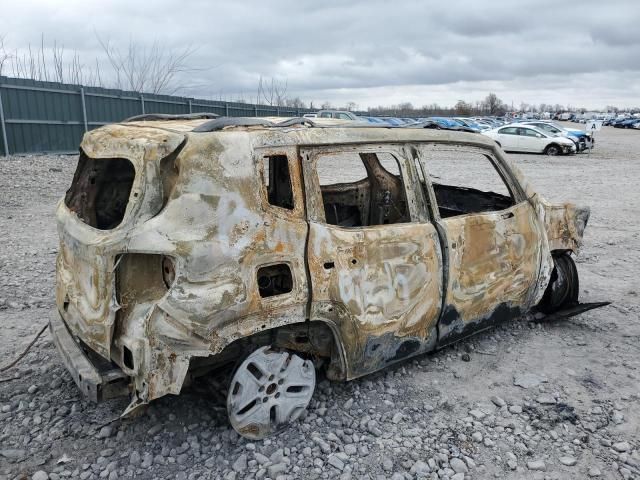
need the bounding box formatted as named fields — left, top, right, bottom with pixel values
left=64, top=153, right=136, bottom=230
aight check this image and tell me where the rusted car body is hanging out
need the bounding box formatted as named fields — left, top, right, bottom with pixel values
left=51, top=116, right=591, bottom=436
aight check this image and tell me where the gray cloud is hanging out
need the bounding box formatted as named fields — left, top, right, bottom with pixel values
left=2, top=0, right=639, bottom=108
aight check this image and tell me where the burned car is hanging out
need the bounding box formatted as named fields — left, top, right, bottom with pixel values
left=52, top=115, right=597, bottom=439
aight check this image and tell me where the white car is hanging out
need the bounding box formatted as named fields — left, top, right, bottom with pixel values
left=521, top=121, right=591, bottom=151
left=483, top=124, right=577, bottom=155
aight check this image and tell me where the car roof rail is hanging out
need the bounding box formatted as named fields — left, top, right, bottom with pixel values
left=124, top=112, right=220, bottom=122
left=275, top=117, right=317, bottom=127
left=193, top=117, right=275, bottom=132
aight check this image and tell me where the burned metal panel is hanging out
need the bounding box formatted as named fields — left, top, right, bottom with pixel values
left=135, top=135, right=310, bottom=339
left=414, top=143, right=552, bottom=339
left=537, top=197, right=590, bottom=253
left=301, top=144, right=443, bottom=379
left=306, top=222, right=443, bottom=378
left=89, top=132, right=310, bottom=402
left=55, top=125, right=186, bottom=360
left=437, top=201, right=546, bottom=338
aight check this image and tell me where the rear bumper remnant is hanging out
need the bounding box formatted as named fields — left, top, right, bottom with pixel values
left=49, top=310, right=130, bottom=403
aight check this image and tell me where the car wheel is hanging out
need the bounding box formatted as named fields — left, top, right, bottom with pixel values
left=544, top=144, right=560, bottom=156
left=538, top=254, right=579, bottom=314
left=227, top=346, right=315, bottom=440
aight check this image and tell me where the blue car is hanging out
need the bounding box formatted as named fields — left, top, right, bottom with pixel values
left=382, top=117, right=406, bottom=126
left=453, top=118, right=485, bottom=131
left=361, top=116, right=389, bottom=125
left=428, top=117, right=465, bottom=129
left=620, top=118, right=640, bottom=128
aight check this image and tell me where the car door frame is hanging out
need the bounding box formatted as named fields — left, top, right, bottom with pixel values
left=300, top=142, right=445, bottom=380
left=414, top=142, right=551, bottom=345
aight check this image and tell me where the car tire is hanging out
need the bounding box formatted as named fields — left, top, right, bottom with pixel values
left=538, top=254, right=579, bottom=314
left=544, top=144, right=561, bottom=156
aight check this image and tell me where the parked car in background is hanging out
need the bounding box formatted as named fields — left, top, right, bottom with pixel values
left=475, top=117, right=504, bottom=127
left=381, top=117, right=406, bottom=126
left=454, top=118, right=488, bottom=131
left=428, top=117, right=465, bottom=129
left=360, top=116, right=388, bottom=125
left=316, top=110, right=361, bottom=120
left=522, top=121, right=592, bottom=151
left=483, top=124, right=576, bottom=155
left=302, top=113, right=317, bottom=118
left=554, top=113, right=573, bottom=121
left=618, top=118, right=640, bottom=129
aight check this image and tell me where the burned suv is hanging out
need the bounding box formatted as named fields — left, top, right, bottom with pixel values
left=52, top=115, right=595, bottom=439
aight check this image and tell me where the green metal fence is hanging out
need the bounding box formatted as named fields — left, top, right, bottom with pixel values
left=0, top=76, right=314, bottom=156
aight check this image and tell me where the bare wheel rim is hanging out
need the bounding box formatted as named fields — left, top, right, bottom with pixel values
left=227, top=346, right=315, bottom=440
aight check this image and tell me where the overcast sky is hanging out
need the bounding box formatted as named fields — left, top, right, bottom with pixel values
left=2, top=0, right=639, bottom=110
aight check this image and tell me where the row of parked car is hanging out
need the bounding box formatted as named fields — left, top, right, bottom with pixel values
left=305, top=110, right=592, bottom=156
left=609, top=117, right=640, bottom=129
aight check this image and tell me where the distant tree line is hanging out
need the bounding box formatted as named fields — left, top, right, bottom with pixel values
left=363, top=93, right=507, bottom=117
left=365, top=95, right=639, bottom=118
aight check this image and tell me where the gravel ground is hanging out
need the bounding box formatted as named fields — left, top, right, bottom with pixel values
left=0, top=124, right=639, bottom=480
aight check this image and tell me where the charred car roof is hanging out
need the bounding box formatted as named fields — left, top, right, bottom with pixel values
left=99, top=115, right=495, bottom=148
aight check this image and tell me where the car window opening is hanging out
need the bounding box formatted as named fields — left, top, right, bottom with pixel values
left=262, top=155, right=294, bottom=210
left=421, top=149, right=515, bottom=218
left=64, top=153, right=135, bottom=230
left=316, top=151, right=410, bottom=227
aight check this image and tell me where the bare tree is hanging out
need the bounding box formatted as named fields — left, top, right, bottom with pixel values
left=454, top=100, right=472, bottom=115
left=345, top=101, right=357, bottom=112
left=257, top=76, right=289, bottom=106
left=97, top=35, right=197, bottom=94
left=5, top=35, right=101, bottom=87
left=285, top=96, right=306, bottom=109
left=0, top=34, right=11, bottom=77
left=484, top=93, right=506, bottom=115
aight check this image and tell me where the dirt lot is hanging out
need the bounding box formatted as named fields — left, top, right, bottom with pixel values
left=0, top=124, right=638, bottom=480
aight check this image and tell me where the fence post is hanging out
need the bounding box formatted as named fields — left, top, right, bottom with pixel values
left=225, top=103, right=229, bottom=117
left=0, top=86, right=9, bottom=157
left=254, top=105, right=258, bottom=117
left=80, top=87, right=88, bottom=132
left=140, top=94, right=145, bottom=114
left=188, top=99, right=192, bottom=114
